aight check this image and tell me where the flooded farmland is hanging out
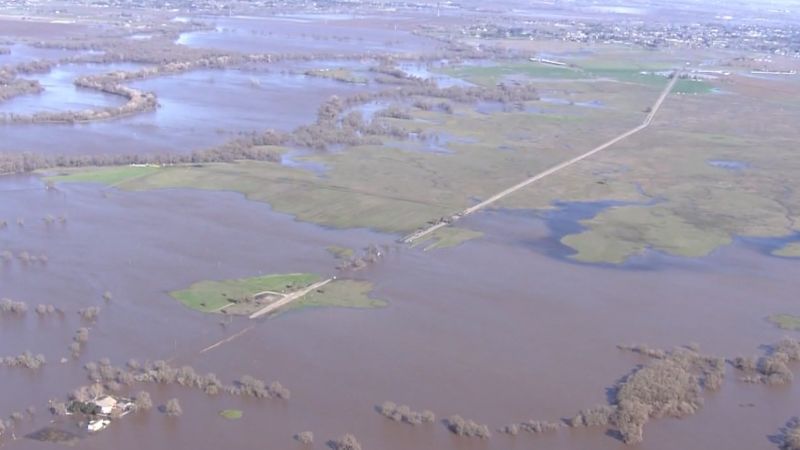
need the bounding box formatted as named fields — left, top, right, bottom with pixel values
left=176, top=15, right=442, bottom=55
left=2, top=2, right=800, bottom=450
left=2, top=175, right=798, bottom=450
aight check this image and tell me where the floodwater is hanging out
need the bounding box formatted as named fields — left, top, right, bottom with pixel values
left=177, top=16, right=441, bottom=56
left=0, top=63, right=140, bottom=114
left=0, top=44, right=81, bottom=66
left=0, top=66, right=376, bottom=155
left=2, top=175, right=798, bottom=450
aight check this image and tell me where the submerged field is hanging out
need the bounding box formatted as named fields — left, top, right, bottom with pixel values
left=1, top=7, right=800, bottom=450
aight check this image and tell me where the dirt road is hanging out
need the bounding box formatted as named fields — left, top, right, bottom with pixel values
left=403, top=71, right=680, bottom=244
left=249, top=278, right=335, bottom=319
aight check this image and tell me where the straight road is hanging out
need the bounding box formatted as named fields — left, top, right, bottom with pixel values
left=249, top=278, right=334, bottom=319
left=403, top=71, right=680, bottom=244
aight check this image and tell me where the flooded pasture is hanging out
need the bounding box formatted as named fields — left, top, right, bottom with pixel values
left=176, top=16, right=441, bottom=56
left=1, top=175, right=797, bottom=450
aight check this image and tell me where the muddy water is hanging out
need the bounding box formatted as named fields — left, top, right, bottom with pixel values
left=2, top=175, right=798, bottom=450
left=0, top=67, right=375, bottom=155
left=177, top=16, right=441, bottom=56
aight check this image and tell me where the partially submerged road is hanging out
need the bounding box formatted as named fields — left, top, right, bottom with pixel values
left=403, top=71, right=680, bottom=244
left=249, top=278, right=334, bottom=319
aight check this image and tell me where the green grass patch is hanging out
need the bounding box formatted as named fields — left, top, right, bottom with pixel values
left=46, top=165, right=161, bottom=186
left=170, top=273, right=320, bottom=313
left=773, top=242, right=800, bottom=258
left=326, top=245, right=355, bottom=260
left=219, top=409, right=243, bottom=420
left=561, top=205, right=732, bottom=264
left=673, top=79, right=714, bottom=95
left=768, top=314, right=800, bottom=331
left=288, top=279, right=386, bottom=312
left=437, top=62, right=585, bottom=86
left=305, top=68, right=367, bottom=84
left=412, top=227, right=483, bottom=251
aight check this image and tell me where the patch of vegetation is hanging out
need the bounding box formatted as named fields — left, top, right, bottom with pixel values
left=438, top=62, right=584, bottom=86
left=288, top=280, right=387, bottom=312
left=48, top=165, right=161, bottom=186
left=768, top=314, right=800, bottom=331
left=412, top=226, right=483, bottom=250
left=170, top=273, right=320, bottom=313
left=561, top=205, right=732, bottom=263
left=305, top=68, right=367, bottom=84
left=326, top=245, right=355, bottom=260
left=219, top=409, right=243, bottom=420
left=774, top=243, right=800, bottom=258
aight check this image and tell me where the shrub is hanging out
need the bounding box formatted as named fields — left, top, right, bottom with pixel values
left=295, top=431, right=314, bottom=445
left=376, top=401, right=435, bottom=425
left=444, top=415, right=491, bottom=438
left=163, top=398, right=182, bottom=417
left=327, top=433, right=361, bottom=450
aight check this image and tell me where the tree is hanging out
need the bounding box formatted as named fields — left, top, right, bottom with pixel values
left=134, top=391, right=153, bottom=411
left=295, top=431, right=314, bottom=445
left=327, top=433, right=361, bottom=450
left=164, top=398, right=182, bottom=417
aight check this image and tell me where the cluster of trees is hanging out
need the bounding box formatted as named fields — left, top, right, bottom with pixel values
left=0, top=78, right=43, bottom=102
left=732, top=338, right=800, bottom=386
left=0, top=298, right=27, bottom=314
left=0, top=138, right=282, bottom=175
left=295, top=431, right=314, bottom=445
left=14, top=250, right=48, bottom=265
left=78, top=306, right=101, bottom=321
left=376, top=401, right=435, bottom=425
left=69, top=327, right=89, bottom=358
left=444, top=415, right=492, bottom=438
left=780, top=417, right=800, bottom=450
left=337, top=244, right=388, bottom=271
left=35, top=304, right=57, bottom=315
left=0, top=351, right=46, bottom=370
left=567, top=405, right=615, bottom=428
left=327, top=433, right=362, bottom=450
left=499, top=420, right=562, bottom=436
left=610, top=347, right=723, bottom=444
left=80, top=358, right=290, bottom=401
left=163, top=398, right=182, bottom=417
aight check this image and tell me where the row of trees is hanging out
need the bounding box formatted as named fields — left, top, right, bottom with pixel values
left=0, top=351, right=45, bottom=370
left=81, top=358, right=290, bottom=400
left=499, top=420, right=563, bottom=436
left=732, top=338, right=800, bottom=386
left=444, top=415, right=492, bottom=438
left=376, top=401, right=435, bottom=425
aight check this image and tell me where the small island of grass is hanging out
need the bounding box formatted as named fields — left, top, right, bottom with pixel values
left=219, top=409, right=243, bottom=420
left=170, top=273, right=385, bottom=316
left=768, top=314, right=800, bottom=331
left=773, top=242, right=800, bottom=258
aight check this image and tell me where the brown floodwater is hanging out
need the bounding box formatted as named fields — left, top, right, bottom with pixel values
left=1, top=175, right=798, bottom=450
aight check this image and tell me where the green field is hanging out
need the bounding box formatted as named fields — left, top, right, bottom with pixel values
left=437, top=60, right=713, bottom=95
left=170, top=273, right=320, bottom=313
left=169, top=273, right=384, bottom=315
left=48, top=165, right=161, bottom=185
left=768, top=314, right=800, bottom=331
left=49, top=97, right=641, bottom=235
left=219, top=409, right=243, bottom=420
left=288, top=279, right=387, bottom=312
left=412, top=227, right=484, bottom=251
left=774, top=242, right=800, bottom=257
